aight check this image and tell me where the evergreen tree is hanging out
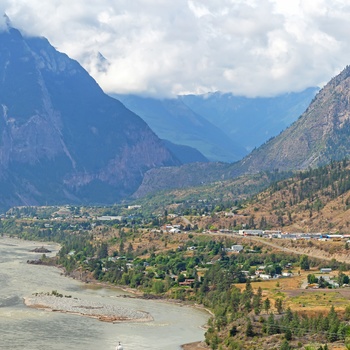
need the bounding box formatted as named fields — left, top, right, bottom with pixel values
left=246, top=319, right=254, bottom=337
left=280, top=339, right=291, bottom=350
left=285, top=328, right=292, bottom=341
left=253, top=287, right=262, bottom=315
left=275, top=298, right=283, bottom=314
left=266, top=313, right=277, bottom=335
left=264, top=298, right=271, bottom=314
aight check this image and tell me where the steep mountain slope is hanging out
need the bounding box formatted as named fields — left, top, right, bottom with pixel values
left=0, top=24, right=179, bottom=209
left=133, top=66, right=350, bottom=197
left=234, top=160, right=350, bottom=234
left=113, top=94, right=245, bottom=162
left=161, top=140, right=208, bottom=164
left=180, top=88, right=318, bottom=152
left=239, top=66, right=350, bottom=173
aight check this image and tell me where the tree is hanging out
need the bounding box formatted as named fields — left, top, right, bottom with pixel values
left=229, top=325, right=237, bottom=337
left=152, top=280, right=165, bottom=294
left=97, top=242, right=108, bottom=259
left=338, top=272, right=350, bottom=286
left=275, top=298, right=283, bottom=314
left=300, top=255, right=310, bottom=270
left=253, top=287, right=262, bottom=315
left=285, top=328, right=292, bottom=341
left=266, top=313, right=277, bottom=335
left=119, top=240, right=125, bottom=255
left=245, top=319, right=254, bottom=337
left=318, top=276, right=329, bottom=288
left=264, top=298, right=271, bottom=314
left=307, top=274, right=318, bottom=284
left=280, top=339, right=291, bottom=350
left=344, top=305, right=350, bottom=320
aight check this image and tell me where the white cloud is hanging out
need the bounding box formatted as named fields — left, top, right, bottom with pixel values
left=2, top=0, right=350, bottom=97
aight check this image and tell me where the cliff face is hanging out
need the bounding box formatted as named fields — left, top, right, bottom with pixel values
left=0, top=25, right=179, bottom=209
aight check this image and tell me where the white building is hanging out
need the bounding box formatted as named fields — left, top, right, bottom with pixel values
left=238, top=230, right=263, bottom=236
left=259, top=274, right=271, bottom=280
left=97, top=216, right=123, bottom=221
left=231, top=245, right=244, bottom=252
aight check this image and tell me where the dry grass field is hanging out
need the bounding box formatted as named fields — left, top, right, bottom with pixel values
left=235, top=266, right=350, bottom=320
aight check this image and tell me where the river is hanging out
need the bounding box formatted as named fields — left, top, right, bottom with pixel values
left=0, top=237, right=209, bottom=350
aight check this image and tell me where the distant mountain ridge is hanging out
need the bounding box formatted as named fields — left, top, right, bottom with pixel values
left=115, top=88, right=317, bottom=163
left=180, top=88, right=318, bottom=152
left=113, top=94, right=245, bottom=162
left=0, top=24, right=179, bottom=209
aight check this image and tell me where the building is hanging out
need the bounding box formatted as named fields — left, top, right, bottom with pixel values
left=96, top=216, right=123, bottom=221
left=259, top=274, right=271, bottom=280
left=231, top=245, right=244, bottom=252
left=238, top=229, right=263, bottom=236
left=320, top=268, right=332, bottom=273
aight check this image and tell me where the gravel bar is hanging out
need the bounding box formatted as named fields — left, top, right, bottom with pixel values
left=24, top=294, right=153, bottom=323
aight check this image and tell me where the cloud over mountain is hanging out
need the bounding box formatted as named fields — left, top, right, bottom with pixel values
left=2, top=1, right=350, bottom=97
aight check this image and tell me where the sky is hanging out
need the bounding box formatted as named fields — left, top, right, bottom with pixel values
left=1, top=0, right=350, bottom=98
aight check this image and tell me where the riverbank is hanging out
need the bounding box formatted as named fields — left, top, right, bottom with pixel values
left=0, top=236, right=209, bottom=350
left=63, top=264, right=212, bottom=347
left=181, top=341, right=209, bottom=349
left=24, top=293, right=153, bottom=323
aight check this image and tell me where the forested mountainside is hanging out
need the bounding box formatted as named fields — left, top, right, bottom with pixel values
left=236, top=159, right=350, bottom=233
left=132, top=159, right=350, bottom=235
left=0, top=24, right=179, bottom=210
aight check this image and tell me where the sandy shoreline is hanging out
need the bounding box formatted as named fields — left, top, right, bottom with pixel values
left=24, top=294, right=153, bottom=323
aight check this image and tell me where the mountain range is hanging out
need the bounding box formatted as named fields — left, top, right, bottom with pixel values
left=0, top=23, right=179, bottom=209
left=180, top=88, right=318, bottom=153
left=115, top=88, right=317, bottom=162
left=134, top=66, right=350, bottom=196
left=1, top=21, right=350, bottom=210
left=113, top=94, right=245, bottom=162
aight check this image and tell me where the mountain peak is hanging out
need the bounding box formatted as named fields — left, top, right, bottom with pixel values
left=0, top=24, right=179, bottom=210
left=1, top=14, right=12, bottom=31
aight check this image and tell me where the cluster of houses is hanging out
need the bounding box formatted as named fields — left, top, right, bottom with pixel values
left=238, top=230, right=350, bottom=241
left=244, top=264, right=294, bottom=281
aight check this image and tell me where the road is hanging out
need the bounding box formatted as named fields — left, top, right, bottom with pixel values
left=207, top=231, right=350, bottom=264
